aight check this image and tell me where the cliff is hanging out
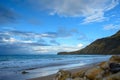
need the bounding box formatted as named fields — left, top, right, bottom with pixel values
left=58, top=30, right=120, bottom=55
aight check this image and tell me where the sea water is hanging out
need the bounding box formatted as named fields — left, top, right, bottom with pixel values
left=0, top=54, right=111, bottom=80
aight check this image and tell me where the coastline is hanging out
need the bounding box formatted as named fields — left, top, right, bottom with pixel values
left=0, top=55, right=110, bottom=80
left=29, top=63, right=98, bottom=80
left=29, top=55, right=120, bottom=80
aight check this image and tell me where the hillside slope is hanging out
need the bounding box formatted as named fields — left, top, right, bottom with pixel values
left=58, top=30, right=120, bottom=55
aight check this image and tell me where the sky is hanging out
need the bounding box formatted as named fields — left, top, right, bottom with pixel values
left=0, top=0, right=120, bottom=55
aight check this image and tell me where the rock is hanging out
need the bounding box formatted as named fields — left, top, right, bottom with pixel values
left=104, top=72, right=120, bottom=80
left=109, top=55, right=120, bottom=63
left=55, top=70, right=71, bottom=80
left=108, top=55, right=120, bottom=74
left=72, top=77, right=84, bottom=80
left=21, top=71, right=29, bottom=74
left=54, top=55, right=120, bottom=80
left=109, top=63, right=120, bottom=73
left=98, top=61, right=112, bottom=77
left=98, top=61, right=109, bottom=70
left=72, top=69, right=87, bottom=79
left=85, top=66, right=104, bottom=80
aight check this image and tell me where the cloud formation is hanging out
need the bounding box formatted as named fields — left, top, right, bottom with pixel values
left=28, top=0, right=119, bottom=23
left=0, top=27, right=79, bottom=41
left=0, top=5, right=18, bottom=24
left=0, top=29, right=85, bottom=55
left=50, top=40, right=60, bottom=46
left=0, top=30, right=50, bottom=55
left=34, top=44, right=84, bottom=53
left=103, top=24, right=120, bottom=30
left=42, top=28, right=78, bottom=38
left=0, top=0, right=119, bottom=24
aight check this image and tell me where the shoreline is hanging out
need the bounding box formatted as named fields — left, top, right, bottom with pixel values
left=29, top=63, right=98, bottom=80
left=0, top=55, right=111, bottom=80
left=29, top=55, right=120, bottom=80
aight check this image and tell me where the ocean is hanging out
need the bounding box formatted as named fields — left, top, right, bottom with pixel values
left=0, top=54, right=111, bottom=80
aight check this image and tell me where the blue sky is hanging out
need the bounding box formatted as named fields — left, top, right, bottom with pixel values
left=0, top=0, right=120, bottom=55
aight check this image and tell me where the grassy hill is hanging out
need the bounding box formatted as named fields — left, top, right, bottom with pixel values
left=58, top=30, right=120, bottom=55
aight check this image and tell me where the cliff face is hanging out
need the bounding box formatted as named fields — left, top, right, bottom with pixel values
left=58, top=30, right=120, bottom=55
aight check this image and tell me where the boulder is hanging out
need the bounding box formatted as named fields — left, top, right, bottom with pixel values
left=109, top=63, right=120, bottom=73
left=54, top=55, right=120, bottom=80
left=72, top=69, right=87, bottom=79
left=98, top=61, right=109, bottom=70
left=21, top=71, right=29, bottom=74
left=72, top=77, right=84, bottom=80
left=85, top=66, right=104, bottom=80
left=104, top=72, right=120, bottom=80
left=55, top=70, right=71, bottom=80
left=98, top=61, right=111, bottom=77
left=109, top=55, right=120, bottom=63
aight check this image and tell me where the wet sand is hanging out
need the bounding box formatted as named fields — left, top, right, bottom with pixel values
left=29, top=63, right=98, bottom=80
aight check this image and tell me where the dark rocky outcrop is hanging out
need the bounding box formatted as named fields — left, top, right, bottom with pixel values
left=109, top=63, right=120, bottom=73
left=58, top=30, right=120, bottom=55
left=21, top=71, right=29, bottom=74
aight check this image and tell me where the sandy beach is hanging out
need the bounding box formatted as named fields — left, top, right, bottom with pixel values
left=0, top=55, right=110, bottom=80
left=29, top=63, right=97, bottom=80
left=29, top=55, right=120, bottom=80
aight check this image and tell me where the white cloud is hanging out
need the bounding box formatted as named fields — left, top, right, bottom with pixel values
left=83, top=12, right=105, bottom=24
left=3, top=37, right=17, bottom=43
left=103, top=24, right=120, bottom=30
left=0, top=30, right=85, bottom=54
left=77, top=43, right=83, bottom=47
left=34, top=43, right=84, bottom=53
left=29, top=0, right=119, bottom=23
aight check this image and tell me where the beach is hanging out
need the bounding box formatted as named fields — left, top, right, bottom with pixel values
left=0, top=55, right=111, bottom=80
left=29, top=63, right=97, bottom=80
left=30, top=55, right=120, bottom=80
left=1, top=1, right=120, bottom=80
